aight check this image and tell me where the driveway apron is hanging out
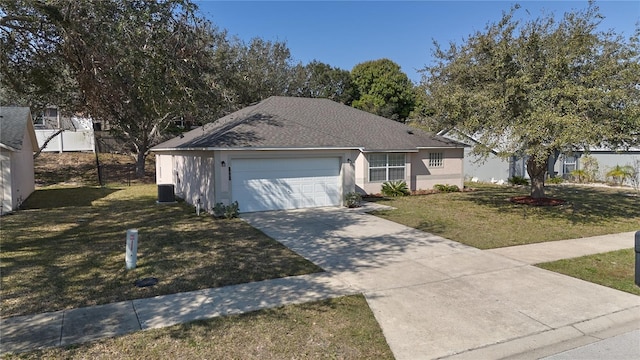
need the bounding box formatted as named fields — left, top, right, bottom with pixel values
left=242, top=207, right=640, bottom=360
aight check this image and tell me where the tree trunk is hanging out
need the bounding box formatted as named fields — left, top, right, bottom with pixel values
left=135, top=152, right=146, bottom=178
left=33, top=129, right=64, bottom=159
left=526, top=155, right=548, bottom=199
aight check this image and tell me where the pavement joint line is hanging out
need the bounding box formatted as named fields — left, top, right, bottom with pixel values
left=58, top=311, right=65, bottom=347
left=570, top=324, right=588, bottom=337
left=131, top=300, right=143, bottom=332
left=517, top=309, right=553, bottom=329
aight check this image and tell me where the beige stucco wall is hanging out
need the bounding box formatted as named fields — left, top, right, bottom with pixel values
left=155, top=149, right=357, bottom=212
left=354, top=148, right=464, bottom=195
left=412, top=148, right=464, bottom=190
left=155, top=151, right=216, bottom=211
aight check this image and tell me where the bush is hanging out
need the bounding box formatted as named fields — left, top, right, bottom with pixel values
left=434, top=184, right=460, bottom=193
left=344, top=192, right=363, bottom=208
left=606, top=165, right=634, bottom=186
left=508, top=176, right=529, bottom=186
left=569, top=169, right=588, bottom=183
left=381, top=180, right=410, bottom=197
left=547, top=176, right=564, bottom=184
left=581, top=155, right=599, bottom=182
left=212, top=201, right=239, bottom=219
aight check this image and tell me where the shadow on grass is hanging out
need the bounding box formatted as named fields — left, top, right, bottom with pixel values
left=20, top=187, right=120, bottom=209
left=1, top=188, right=321, bottom=318
left=460, top=184, right=640, bottom=225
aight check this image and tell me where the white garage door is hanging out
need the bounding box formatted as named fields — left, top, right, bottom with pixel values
left=231, top=158, right=341, bottom=212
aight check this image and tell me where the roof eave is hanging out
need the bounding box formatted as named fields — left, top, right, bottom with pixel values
left=151, top=146, right=361, bottom=152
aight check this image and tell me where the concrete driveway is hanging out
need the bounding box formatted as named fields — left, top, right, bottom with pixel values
left=242, top=207, right=640, bottom=360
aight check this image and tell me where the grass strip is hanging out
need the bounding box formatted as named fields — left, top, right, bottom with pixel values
left=537, top=249, right=640, bottom=296
left=3, top=295, right=393, bottom=360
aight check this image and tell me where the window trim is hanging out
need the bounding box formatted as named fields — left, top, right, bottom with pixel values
left=368, top=153, right=406, bottom=182
left=428, top=152, right=444, bottom=168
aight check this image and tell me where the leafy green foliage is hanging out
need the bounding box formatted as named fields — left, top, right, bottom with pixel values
left=508, top=176, right=529, bottom=186
left=381, top=180, right=410, bottom=197
left=1, top=0, right=222, bottom=177
left=344, top=192, right=363, bottom=208
left=581, top=155, right=600, bottom=182
left=605, top=165, right=635, bottom=186
left=351, top=59, right=416, bottom=121
left=289, top=61, right=355, bottom=104
left=547, top=176, right=564, bottom=184
left=421, top=3, right=640, bottom=198
left=433, top=184, right=460, bottom=193
left=212, top=201, right=240, bottom=219
left=569, top=169, right=588, bottom=183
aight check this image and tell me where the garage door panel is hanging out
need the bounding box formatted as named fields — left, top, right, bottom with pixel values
left=232, top=158, right=341, bottom=212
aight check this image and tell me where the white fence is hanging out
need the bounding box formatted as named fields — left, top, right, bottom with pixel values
left=35, top=129, right=95, bottom=153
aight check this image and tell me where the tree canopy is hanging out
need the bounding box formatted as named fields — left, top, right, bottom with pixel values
left=289, top=60, right=355, bottom=104
left=1, top=0, right=222, bottom=176
left=420, top=3, right=639, bottom=198
left=351, top=58, right=415, bottom=121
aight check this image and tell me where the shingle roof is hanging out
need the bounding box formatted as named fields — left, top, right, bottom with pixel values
left=0, top=107, right=33, bottom=151
left=153, top=97, right=464, bottom=151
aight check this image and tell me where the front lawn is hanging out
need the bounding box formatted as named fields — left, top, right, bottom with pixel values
left=537, top=249, right=639, bottom=296
left=370, top=183, right=640, bottom=249
left=0, top=184, right=321, bottom=318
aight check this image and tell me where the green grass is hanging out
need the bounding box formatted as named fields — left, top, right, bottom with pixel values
left=370, top=183, right=640, bottom=249
left=537, top=249, right=640, bottom=296
left=0, top=184, right=321, bottom=318
left=3, top=295, right=393, bottom=360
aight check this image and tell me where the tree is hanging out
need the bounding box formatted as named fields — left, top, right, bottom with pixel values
left=214, top=37, right=296, bottom=110
left=351, top=59, right=415, bottom=121
left=289, top=60, right=355, bottom=104
left=421, top=3, right=639, bottom=198
left=1, top=0, right=222, bottom=177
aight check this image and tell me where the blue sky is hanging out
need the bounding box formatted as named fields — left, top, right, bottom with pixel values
left=195, top=1, right=639, bottom=83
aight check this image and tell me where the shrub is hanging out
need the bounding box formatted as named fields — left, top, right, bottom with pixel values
left=581, top=155, right=599, bottom=182
left=434, top=184, right=460, bottom=193
left=547, top=176, right=564, bottom=184
left=569, top=169, right=588, bottom=183
left=212, top=201, right=240, bottom=219
left=508, top=176, right=529, bottom=186
left=381, top=180, right=410, bottom=197
left=606, top=165, right=634, bottom=186
left=344, top=192, right=363, bottom=208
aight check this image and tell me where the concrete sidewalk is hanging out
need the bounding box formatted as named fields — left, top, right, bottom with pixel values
left=1, top=207, right=638, bottom=359
left=0, top=273, right=356, bottom=354
left=487, top=232, right=637, bottom=264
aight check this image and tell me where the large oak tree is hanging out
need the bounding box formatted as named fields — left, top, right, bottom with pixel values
left=1, top=0, right=222, bottom=177
left=421, top=3, right=639, bottom=198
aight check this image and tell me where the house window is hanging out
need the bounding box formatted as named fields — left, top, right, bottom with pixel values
left=563, top=155, right=577, bottom=175
left=44, top=107, right=58, bottom=118
left=429, top=152, right=443, bottom=167
left=369, top=153, right=405, bottom=182
left=33, top=115, right=45, bottom=127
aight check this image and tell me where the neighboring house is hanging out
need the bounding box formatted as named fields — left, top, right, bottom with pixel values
left=153, top=96, right=466, bottom=213
left=33, top=105, right=95, bottom=153
left=440, top=128, right=639, bottom=183
left=1, top=107, right=38, bottom=214
left=438, top=128, right=526, bottom=183
left=549, top=149, right=640, bottom=183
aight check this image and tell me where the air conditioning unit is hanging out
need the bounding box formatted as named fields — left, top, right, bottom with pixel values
left=157, top=184, right=175, bottom=203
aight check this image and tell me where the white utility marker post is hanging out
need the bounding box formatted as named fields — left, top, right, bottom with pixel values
left=126, top=229, right=138, bottom=270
